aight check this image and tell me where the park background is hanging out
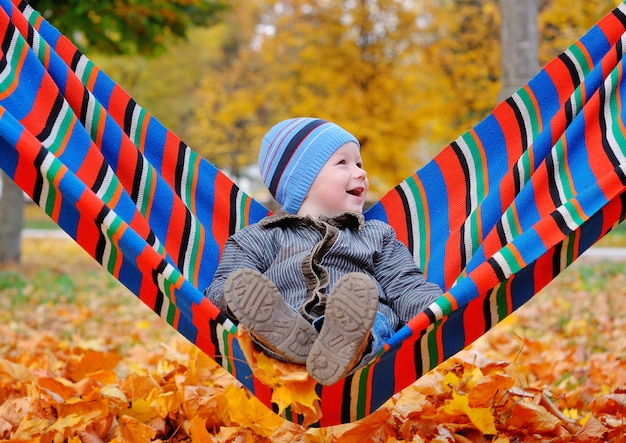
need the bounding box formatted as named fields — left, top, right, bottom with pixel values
left=1, top=0, right=626, bottom=441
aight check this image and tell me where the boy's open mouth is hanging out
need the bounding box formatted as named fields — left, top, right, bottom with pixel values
left=347, top=187, right=364, bottom=197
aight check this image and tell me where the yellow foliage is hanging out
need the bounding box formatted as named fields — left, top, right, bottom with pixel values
left=443, top=389, right=498, bottom=435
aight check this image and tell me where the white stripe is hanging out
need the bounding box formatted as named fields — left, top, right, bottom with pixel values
left=37, top=152, right=55, bottom=208
left=99, top=210, right=117, bottom=269
left=602, top=64, right=626, bottom=165
left=135, top=157, right=149, bottom=213
left=399, top=181, right=421, bottom=265
left=40, top=100, right=70, bottom=149
left=0, top=32, right=20, bottom=84
left=95, top=166, right=114, bottom=199
left=428, top=301, right=443, bottom=322
left=84, top=93, right=96, bottom=136
left=549, top=143, right=567, bottom=205
left=129, top=104, right=142, bottom=145
left=491, top=251, right=513, bottom=280
left=180, top=148, right=191, bottom=204
left=555, top=204, right=579, bottom=233
left=279, top=125, right=336, bottom=204
left=75, top=55, right=89, bottom=82
left=512, top=93, right=534, bottom=149
left=456, top=135, right=478, bottom=261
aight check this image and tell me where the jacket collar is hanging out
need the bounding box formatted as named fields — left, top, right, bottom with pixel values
left=260, top=209, right=365, bottom=230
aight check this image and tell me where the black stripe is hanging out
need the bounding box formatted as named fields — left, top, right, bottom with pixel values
left=146, top=230, right=157, bottom=249
left=505, top=96, right=529, bottom=152
left=130, top=152, right=144, bottom=203
left=70, top=50, right=82, bottom=72
left=92, top=161, right=108, bottom=194
left=94, top=206, right=109, bottom=265
left=450, top=140, right=471, bottom=266
left=208, top=316, right=223, bottom=364
left=544, top=151, right=563, bottom=207
left=227, top=185, right=239, bottom=236
left=495, top=220, right=508, bottom=251
left=0, top=22, right=15, bottom=73
left=512, top=155, right=522, bottom=195
left=395, top=184, right=414, bottom=255
left=612, top=5, right=626, bottom=30
left=79, top=88, right=90, bottom=129
left=177, top=209, right=193, bottom=272
left=152, top=259, right=169, bottom=317
left=36, top=93, right=65, bottom=143
left=26, top=18, right=34, bottom=47
left=551, top=241, right=563, bottom=280
left=558, top=52, right=582, bottom=90
left=598, top=69, right=626, bottom=185
left=174, top=141, right=185, bottom=196
left=32, top=148, right=47, bottom=205
left=482, top=288, right=494, bottom=331
left=487, top=256, right=506, bottom=282
left=413, top=328, right=428, bottom=381
left=564, top=97, right=574, bottom=126
left=267, top=119, right=325, bottom=196
left=551, top=209, right=574, bottom=237
left=340, top=375, right=353, bottom=423
left=123, top=98, right=136, bottom=136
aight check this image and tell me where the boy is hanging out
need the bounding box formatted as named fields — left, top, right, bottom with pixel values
left=205, top=117, right=442, bottom=385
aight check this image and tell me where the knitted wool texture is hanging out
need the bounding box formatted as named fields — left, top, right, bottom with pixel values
left=258, top=117, right=360, bottom=214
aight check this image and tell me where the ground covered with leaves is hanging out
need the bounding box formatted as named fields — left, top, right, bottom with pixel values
left=0, top=236, right=625, bottom=442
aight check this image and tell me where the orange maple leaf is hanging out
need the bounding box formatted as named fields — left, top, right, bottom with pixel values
left=237, top=327, right=322, bottom=426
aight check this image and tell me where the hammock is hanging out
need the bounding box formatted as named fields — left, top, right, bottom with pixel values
left=1, top=0, right=626, bottom=427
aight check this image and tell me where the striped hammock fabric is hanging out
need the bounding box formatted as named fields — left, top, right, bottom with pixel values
left=1, top=0, right=626, bottom=426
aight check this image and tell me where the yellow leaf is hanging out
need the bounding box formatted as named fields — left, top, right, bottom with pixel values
left=237, top=328, right=322, bottom=425
left=189, top=416, right=214, bottom=442
left=224, top=384, right=287, bottom=437
left=114, top=415, right=156, bottom=443
left=121, top=397, right=159, bottom=423
left=443, top=390, right=497, bottom=435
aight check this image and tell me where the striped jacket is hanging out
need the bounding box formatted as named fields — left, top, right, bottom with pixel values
left=205, top=211, right=442, bottom=330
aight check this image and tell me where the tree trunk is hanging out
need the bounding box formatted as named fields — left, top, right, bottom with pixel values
left=499, top=0, right=538, bottom=101
left=0, top=171, right=24, bottom=263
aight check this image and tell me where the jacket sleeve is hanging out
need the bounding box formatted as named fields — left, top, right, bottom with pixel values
left=373, top=225, right=443, bottom=326
left=204, top=225, right=273, bottom=313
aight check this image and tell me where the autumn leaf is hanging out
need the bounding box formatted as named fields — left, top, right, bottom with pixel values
left=442, top=389, right=498, bottom=435
left=237, top=327, right=322, bottom=426
left=111, top=415, right=156, bottom=442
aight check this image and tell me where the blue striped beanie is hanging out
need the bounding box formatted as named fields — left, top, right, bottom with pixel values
left=259, top=117, right=359, bottom=214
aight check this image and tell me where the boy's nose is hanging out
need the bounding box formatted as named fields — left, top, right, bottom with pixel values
left=354, top=165, right=367, bottom=178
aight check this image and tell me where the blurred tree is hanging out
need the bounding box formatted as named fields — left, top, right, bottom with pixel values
left=537, top=0, right=621, bottom=64
left=26, top=0, right=228, bottom=55
left=187, top=1, right=271, bottom=183
left=189, top=0, right=621, bottom=197
left=191, top=0, right=432, bottom=195
left=417, top=0, right=502, bottom=151
left=0, top=0, right=228, bottom=264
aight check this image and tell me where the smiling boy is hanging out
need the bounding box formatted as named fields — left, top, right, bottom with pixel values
left=205, top=117, right=442, bottom=385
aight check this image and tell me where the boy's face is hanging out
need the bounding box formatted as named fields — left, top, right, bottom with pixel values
left=297, top=142, right=368, bottom=218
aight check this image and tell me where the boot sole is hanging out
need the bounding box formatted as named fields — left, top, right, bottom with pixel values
left=224, top=268, right=317, bottom=364
left=306, top=273, right=379, bottom=385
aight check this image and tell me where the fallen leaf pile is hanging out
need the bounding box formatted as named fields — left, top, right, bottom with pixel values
left=0, top=237, right=625, bottom=442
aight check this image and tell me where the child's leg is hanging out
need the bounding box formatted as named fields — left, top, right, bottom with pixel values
left=224, top=268, right=318, bottom=364
left=306, top=272, right=379, bottom=385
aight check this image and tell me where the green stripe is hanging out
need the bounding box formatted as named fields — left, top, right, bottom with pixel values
left=46, top=105, right=74, bottom=154
left=43, top=160, right=62, bottom=216
left=404, top=176, right=427, bottom=268
left=0, top=37, right=25, bottom=90
left=355, top=364, right=370, bottom=419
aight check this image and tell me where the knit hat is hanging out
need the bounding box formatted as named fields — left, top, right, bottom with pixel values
left=259, top=117, right=360, bottom=214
